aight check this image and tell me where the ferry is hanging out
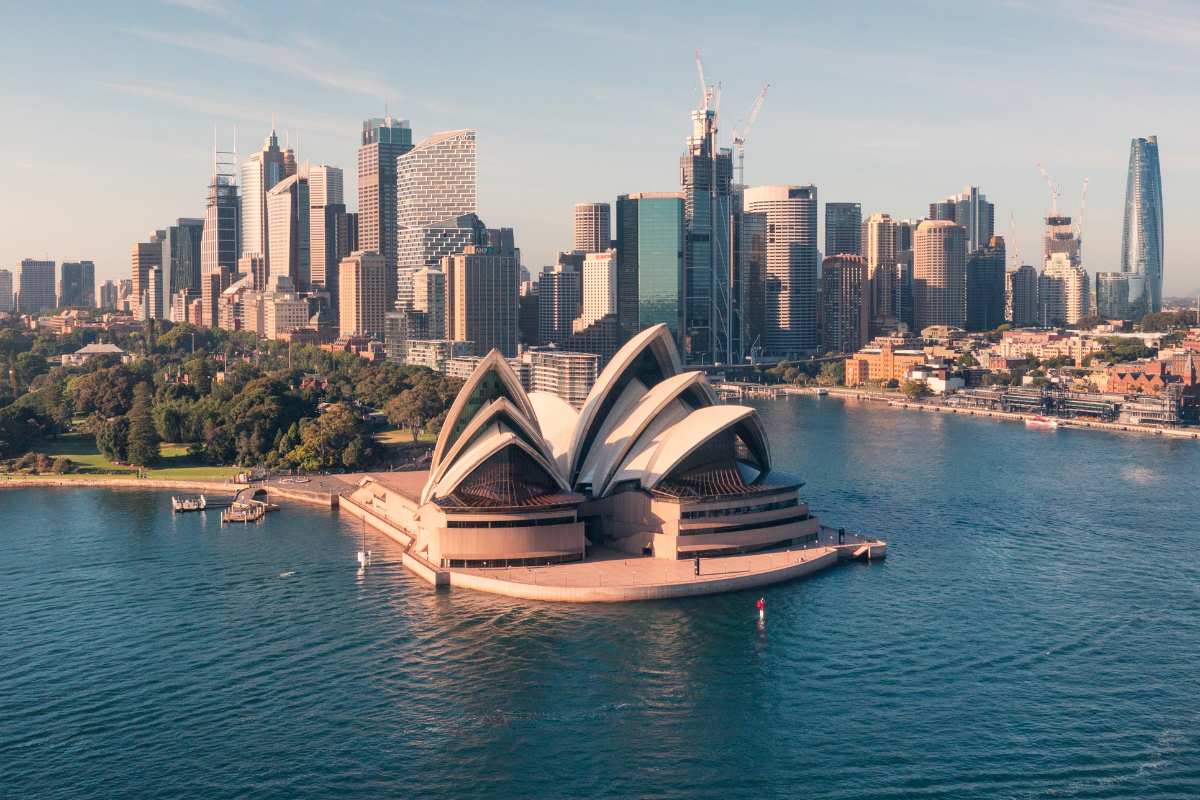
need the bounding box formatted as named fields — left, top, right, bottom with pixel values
left=1025, top=414, right=1060, bottom=429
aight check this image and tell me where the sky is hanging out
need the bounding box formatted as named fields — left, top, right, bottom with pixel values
left=3, top=0, right=1199, bottom=297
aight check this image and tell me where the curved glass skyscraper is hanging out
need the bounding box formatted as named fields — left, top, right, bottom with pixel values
left=1120, top=136, right=1163, bottom=313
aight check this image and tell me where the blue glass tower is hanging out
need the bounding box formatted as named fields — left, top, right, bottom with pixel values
left=1121, top=136, right=1163, bottom=313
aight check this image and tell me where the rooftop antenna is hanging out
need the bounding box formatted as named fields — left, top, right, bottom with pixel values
left=1011, top=213, right=1018, bottom=267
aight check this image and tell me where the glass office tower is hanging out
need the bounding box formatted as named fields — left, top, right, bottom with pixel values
left=616, top=193, right=685, bottom=350
left=1121, top=136, right=1164, bottom=313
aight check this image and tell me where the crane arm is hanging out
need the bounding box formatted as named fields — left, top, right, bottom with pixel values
left=743, top=85, right=769, bottom=141
left=695, top=50, right=708, bottom=111
left=1076, top=178, right=1089, bottom=238
left=1037, top=163, right=1060, bottom=215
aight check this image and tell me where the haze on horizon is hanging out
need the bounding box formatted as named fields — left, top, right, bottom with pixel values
left=3, top=0, right=1199, bottom=297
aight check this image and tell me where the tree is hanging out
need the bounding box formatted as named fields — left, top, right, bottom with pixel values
left=287, top=404, right=365, bottom=471
left=816, top=361, right=845, bottom=386
left=957, top=353, right=978, bottom=367
left=97, top=416, right=130, bottom=463
left=385, top=380, right=443, bottom=442
left=51, top=457, right=71, bottom=474
left=125, top=383, right=161, bottom=467
left=901, top=379, right=933, bottom=398
left=1071, top=315, right=1106, bottom=331
left=69, top=364, right=150, bottom=417
left=885, top=378, right=900, bottom=389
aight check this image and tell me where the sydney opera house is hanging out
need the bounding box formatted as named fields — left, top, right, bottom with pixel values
left=351, top=324, right=820, bottom=570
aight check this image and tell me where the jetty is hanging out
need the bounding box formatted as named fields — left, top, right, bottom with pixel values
left=171, top=494, right=234, bottom=513
left=220, top=487, right=281, bottom=524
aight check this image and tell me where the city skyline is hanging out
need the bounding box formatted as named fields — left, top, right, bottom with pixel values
left=3, top=2, right=1200, bottom=296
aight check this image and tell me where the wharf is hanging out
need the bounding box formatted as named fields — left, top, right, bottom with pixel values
left=886, top=400, right=1200, bottom=439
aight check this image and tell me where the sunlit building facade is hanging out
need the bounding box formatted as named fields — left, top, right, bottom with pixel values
left=1121, top=136, right=1164, bottom=313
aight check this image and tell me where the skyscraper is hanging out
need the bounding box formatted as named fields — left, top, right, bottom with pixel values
left=538, top=264, right=581, bottom=345
left=309, top=165, right=344, bottom=296
left=201, top=142, right=240, bottom=305
left=166, top=218, right=204, bottom=313
left=578, top=250, right=617, bottom=330
left=615, top=193, right=686, bottom=347
left=98, top=280, right=118, bottom=310
left=1006, top=264, right=1039, bottom=327
left=574, top=203, right=611, bottom=252
left=15, top=259, right=56, bottom=314
left=913, top=220, right=967, bottom=330
left=267, top=165, right=310, bottom=290
left=240, top=125, right=286, bottom=262
left=411, top=268, right=446, bottom=339
left=825, top=202, right=862, bottom=257
left=132, top=232, right=164, bottom=319
left=862, top=212, right=898, bottom=334
left=680, top=104, right=734, bottom=364
left=397, top=129, right=476, bottom=307
left=444, top=243, right=520, bottom=358
left=339, top=251, right=387, bottom=339
left=1096, top=271, right=1149, bottom=321
left=58, top=261, right=94, bottom=307
left=1043, top=215, right=1079, bottom=266
left=1121, top=136, right=1164, bottom=313
left=1039, top=253, right=1088, bottom=326
left=743, top=185, right=820, bottom=357
left=0, top=269, right=13, bottom=313
left=360, top=116, right=414, bottom=311
left=930, top=187, right=994, bottom=253
left=965, top=237, right=1006, bottom=332
left=820, top=255, right=869, bottom=354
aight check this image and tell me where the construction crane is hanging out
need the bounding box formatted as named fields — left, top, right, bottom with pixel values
left=1010, top=213, right=1018, bottom=268
left=731, top=85, right=769, bottom=187
left=1075, top=178, right=1089, bottom=240
left=1037, top=163, right=1060, bottom=215
left=695, top=50, right=714, bottom=113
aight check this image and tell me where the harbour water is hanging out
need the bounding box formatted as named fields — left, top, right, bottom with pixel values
left=3, top=396, right=1199, bottom=798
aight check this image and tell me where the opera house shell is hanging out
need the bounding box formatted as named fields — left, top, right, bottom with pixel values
left=405, top=324, right=819, bottom=568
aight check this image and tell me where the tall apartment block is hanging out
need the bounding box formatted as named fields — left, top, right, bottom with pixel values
left=1121, top=136, right=1164, bottom=313
left=241, top=125, right=286, bottom=263
left=574, top=203, right=611, bottom=252
left=578, top=249, right=618, bottom=331
left=825, top=202, right=862, bottom=257
left=930, top=187, right=994, bottom=253
left=681, top=104, right=734, bottom=365
left=913, top=220, right=967, bottom=330
left=965, top=236, right=1006, bottom=332
left=538, top=264, right=581, bottom=345
left=359, top=117, right=414, bottom=311
left=98, top=280, right=118, bottom=310
left=821, top=254, right=869, bottom=354
left=444, top=243, right=520, bottom=358
left=339, top=251, right=387, bottom=338
left=743, top=185, right=820, bottom=357
left=58, top=261, right=95, bottom=307
left=15, top=259, right=56, bottom=314
left=862, top=212, right=898, bottom=335
left=308, top=165, right=344, bottom=299
left=131, top=232, right=164, bottom=319
left=0, top=269, right=13, bottom=312
left=397, top=129, right=475, bottom=308
left=1043, top=214, right=1079, bottom=266
left=1006, top=265, right=1039, bottom=327
left=1097, top=271, right=1149, bottom=320
left=411, top=268, right=446, bottom=339
left=1040, top=254, right=1088, bottom=326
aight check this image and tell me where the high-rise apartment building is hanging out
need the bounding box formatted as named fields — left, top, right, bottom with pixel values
left=1006, top=265, right=1039, bottom=327
left=397, top=129, right=475, bottom=309
left=821, top=255, right=869, bottom=354
left=15, top=259, right=56, bottom=314
left=131, top=232, right=164, bottom=319
left=966, top=237, right=1006, bottom=332
left=444, top=243, right=520, bottom=358
left=237, top=254, right=268, bottom=291
left=578, top=250, right=617, bottom=330
left=1121, top=136, right=1164, bottom=313
left=913, top=220, right=967, bottom=330
left=680, top=105, right=734, bottom=365
left=930, top=187, right=994, bottom=254
left=1043, top=215, right=1079, bottom=266
left=1096, top=272, right=1149, bottom=321
left=574, top=203, right=611, bottom=252
left=1039, top=253, right=1088, bottom=326
left=58, top=261, right=95, bottom=307
left=825, top=202, right=862, bottom=257
left=98, top=280, right=118, bottom=310
left=339, top=251, right=387, bottom=339
left=526, top=350, right=599, bottom=410
left=411, top=268, right=446, bottom=339
left=201, top=266, right=231, bottom=328
left=862, top=212, right=898, bottom=334
left=267, top=166, right=310, bottom=290
left=743, top=185, right=820, bottom=357
left=309, top=165, right=344, bottom=295
left=241, top=125, right=287, bottom=262
left=538, top=264, right=581, bottom=345
left=146, top=267, right=164, bottom=320
left=0, top=269, right=13, bottom=312
left=166, top=218, right=205, bottom=305
left=359, top=117, right=414, bottom=311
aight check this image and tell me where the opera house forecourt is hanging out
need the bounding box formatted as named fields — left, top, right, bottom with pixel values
left=343, top=324, right=885, bottom=601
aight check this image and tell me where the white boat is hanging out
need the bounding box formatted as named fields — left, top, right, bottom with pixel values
left=1025, top=415, right=1060, bottom=429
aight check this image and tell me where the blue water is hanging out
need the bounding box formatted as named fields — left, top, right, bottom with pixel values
left=3, top=397, right=1200, bottom=798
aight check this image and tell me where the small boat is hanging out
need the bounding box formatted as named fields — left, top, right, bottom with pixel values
left=1025, top=415, right=1060, bottom=429
left=171, top=495, right=207, bottom=513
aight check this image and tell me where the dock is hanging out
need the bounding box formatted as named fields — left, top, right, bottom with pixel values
left=219, top=487, right=281, bottom=524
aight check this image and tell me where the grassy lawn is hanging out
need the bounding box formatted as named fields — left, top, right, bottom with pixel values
left=374, top=426, right=436, bottom=450
left=4, top=439, right=240, bottom=482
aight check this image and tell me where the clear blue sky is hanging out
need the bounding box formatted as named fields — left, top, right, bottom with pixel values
left=3, top=0, right=1198, bottom=297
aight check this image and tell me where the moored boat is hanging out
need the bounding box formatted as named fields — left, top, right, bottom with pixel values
left=1025, top=414, right=1060, bottom=429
